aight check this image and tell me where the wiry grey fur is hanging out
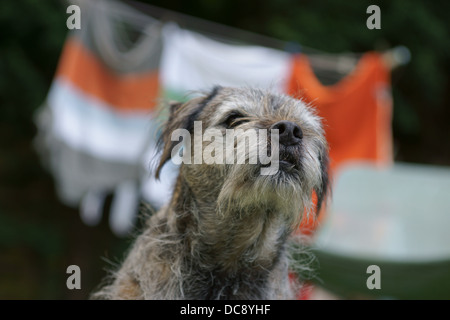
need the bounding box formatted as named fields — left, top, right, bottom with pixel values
left=92, top=87, right=329, bottom=300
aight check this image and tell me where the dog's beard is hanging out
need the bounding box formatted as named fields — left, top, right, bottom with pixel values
left=215, top=140, right=322, bottom=229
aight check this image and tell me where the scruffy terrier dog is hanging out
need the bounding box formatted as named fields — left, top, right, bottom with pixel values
left=93, top=87, right=329, bottom=299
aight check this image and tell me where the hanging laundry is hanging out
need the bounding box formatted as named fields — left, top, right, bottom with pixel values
left=34, top=0, right=164, bottom=236
left=288, top=52, right=393, bottom=172
left=159, top=23, right=292, bottom=101
left=35, top=0, right=396, bottom=240
left=288, top=52, right=393, bottom=232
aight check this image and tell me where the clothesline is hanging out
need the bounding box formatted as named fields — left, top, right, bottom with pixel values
left=67, top=0, right=410, bottom=83
left=121, top=0, right=410, bottom=70
left=123, top=0, right=316, bottom=53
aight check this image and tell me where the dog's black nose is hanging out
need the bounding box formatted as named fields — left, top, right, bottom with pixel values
left=271, top=120, right=303, bottom=146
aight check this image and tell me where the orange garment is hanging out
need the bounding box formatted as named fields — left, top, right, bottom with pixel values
left=291, top=52, right=393, bottom=233
left=56, top=38, right=160, bottom=112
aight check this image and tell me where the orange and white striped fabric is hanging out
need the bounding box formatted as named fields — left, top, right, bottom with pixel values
left=35, top=0, right=165, bottom=236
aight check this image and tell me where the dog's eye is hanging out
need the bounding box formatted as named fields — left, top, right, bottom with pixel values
left=224, top=112, right=248, bottom=128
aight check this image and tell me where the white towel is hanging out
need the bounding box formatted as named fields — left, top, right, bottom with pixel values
left=160, top=23, right=291, bottom=101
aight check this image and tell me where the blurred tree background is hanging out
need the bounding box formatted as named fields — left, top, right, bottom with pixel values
left=0, top=0, right=448, bottom=299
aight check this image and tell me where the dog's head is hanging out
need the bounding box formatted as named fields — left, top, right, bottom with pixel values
left=156, top=86, right=329, bottom=225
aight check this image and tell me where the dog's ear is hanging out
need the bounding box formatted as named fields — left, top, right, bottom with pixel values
left=155, top=86, right=222, bottom=179
left=155, top=99, right=200, bottom=179
left=314, top=145, right=330, bottom=214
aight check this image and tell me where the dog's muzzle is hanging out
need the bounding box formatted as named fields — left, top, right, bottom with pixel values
left=271, top=120, right=303, bottom=146
left=272, top=120, right=303, bottom=170
left=260, top=120, right=303, bottom=173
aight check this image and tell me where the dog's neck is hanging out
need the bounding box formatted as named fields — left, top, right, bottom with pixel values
left=170, top=172, right=294, bottom=298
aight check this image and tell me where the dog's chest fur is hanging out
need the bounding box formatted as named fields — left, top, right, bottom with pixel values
left=141, top=177, right=293, bottom=299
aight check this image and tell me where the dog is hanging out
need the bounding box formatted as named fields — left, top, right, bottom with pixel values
left=92, top=86, right=329, bottom=299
